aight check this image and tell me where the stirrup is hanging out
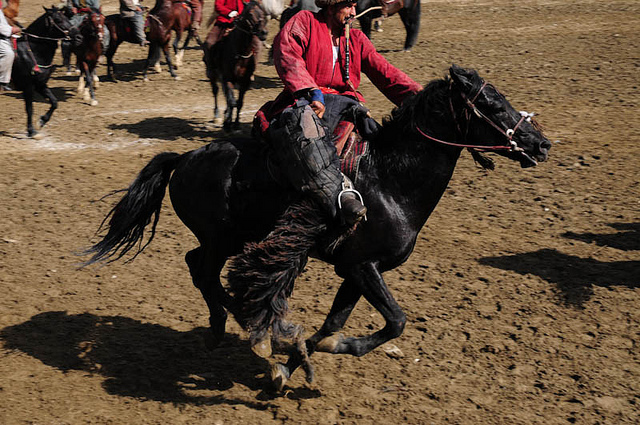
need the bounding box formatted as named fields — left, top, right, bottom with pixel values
left=337, top=178, right=367, bottom=222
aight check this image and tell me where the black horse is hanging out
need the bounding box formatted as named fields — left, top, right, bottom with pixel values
left=85, top=66, right=551, bottom=389
left=356, top=0, right=420, bottom=51
left=203, top=0, right=268, bottom=131
left=11, top=7, right=74, bottom=138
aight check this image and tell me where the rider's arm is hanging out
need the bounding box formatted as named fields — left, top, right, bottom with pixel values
left=273, top=12, right=319, bottom=97
left=357, top=31, right=422, bottom=106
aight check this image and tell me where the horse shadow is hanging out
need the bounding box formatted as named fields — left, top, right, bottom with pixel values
left=2, top=86, right=74, bottom=103
left=562, top=222, right=640, bottom=251
left=0, top=311, right=304, bottom=404
left=101, top=59, right=148, bottom=82
left=251, top=74, right=282, bottom=90
left=108, top=116, right=215, bottom=141
left=479, top=245, right=639, bottom=307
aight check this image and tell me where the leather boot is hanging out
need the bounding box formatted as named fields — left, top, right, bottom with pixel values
left=339, top=192, right=367, bottom=227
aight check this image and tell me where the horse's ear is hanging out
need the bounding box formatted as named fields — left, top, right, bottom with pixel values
left=449, top=64, right=476, bottom=91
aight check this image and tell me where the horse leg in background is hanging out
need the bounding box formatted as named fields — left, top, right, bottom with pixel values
left=143, top=43, right=161, bottom=81
left=222, top=81, right=236, bottom=131
left=272, top=279, right=362, bottom=390
left=22, top=84, right=38, bottom=138
left=398, top=1, right=420, bottom=51
left=105, top=40, right=119, bottom=81
left=185, top=247, right=230, bottom=349
left=61, top=40, right=76, bottom=75
left=34, top=83, right=59, bottom=134
left=358, top=15, right=373, bottom=40
left=162, top=43, right=179, bottom=79
left=172, top=30, right=182, bottom=68
left=83, top=65, right=98, bottom=106
left=233, top=84, right=248, bottom=130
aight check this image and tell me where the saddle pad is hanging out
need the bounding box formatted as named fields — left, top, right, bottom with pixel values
left=332, top=121, right=369, bottom=181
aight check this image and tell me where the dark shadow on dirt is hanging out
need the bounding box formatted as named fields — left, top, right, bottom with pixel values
left=99, top=59, right=148, bottom=83
left=251, top=74, right=282, bottom=90
left=2, top=86, right=74, bottom=103
left=107, top=117, right=217, bottom=141
left=562, top=222, right=640, bottom=251
left=478, top=249, right=640, bottom=307
left=0, top=311, right=312, bottom=405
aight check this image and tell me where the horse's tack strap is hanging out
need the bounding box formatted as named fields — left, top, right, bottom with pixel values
left=334, top=122, right=368, bottom=181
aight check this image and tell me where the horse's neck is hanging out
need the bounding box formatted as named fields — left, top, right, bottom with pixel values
left=366, top=87, right=463, bottom=226
left=25, top=18, right=60, bottom=60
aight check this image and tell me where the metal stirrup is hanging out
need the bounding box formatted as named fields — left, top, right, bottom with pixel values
left=337, top=177, right=367, bottom=221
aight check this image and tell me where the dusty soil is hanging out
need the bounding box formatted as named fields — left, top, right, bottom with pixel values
left=1, top=0, right=639, bottom=423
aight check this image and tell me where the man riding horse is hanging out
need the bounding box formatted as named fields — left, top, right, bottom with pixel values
left=255, top=0, right=422, bottom=226
left=62, top=0, right=110, bottom=72
left=0, top=3, right=20, bottom=91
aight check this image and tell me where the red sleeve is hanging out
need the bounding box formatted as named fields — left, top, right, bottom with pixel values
left=215, top=0, right=239, bottom=18
left=273, top=11, right=318, bottom=95
left=357, top=32, right=423, bottom=106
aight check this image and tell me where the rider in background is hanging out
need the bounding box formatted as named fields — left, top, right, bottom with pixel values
left=258, top=0, right=422, bottom=226
left=203, top=0, right=243, bottom=49
left=120, top=0, right=148, bottom=46
left=189, top=0, right=204, bottom=34
left=0, top=5, right=20, bottom=91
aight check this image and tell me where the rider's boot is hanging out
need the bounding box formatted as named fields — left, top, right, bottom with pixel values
left=339, top=192, right=367, bottom=227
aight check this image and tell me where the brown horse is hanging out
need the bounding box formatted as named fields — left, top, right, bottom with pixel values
left=71, top=11, right=104, bottom=106
left=144, top=0, right=197, bottom=80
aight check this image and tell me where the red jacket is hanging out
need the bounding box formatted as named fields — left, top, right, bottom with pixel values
left=269, top=10, right=422, bottom=116
left=215, top=0, right=244, bottom=24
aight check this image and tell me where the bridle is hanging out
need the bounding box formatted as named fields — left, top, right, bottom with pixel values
left=416, top=80, right=534, bottom=153
left=22, top=13, right=72, bottom=41
left=234, top=2, right=265, bottom=38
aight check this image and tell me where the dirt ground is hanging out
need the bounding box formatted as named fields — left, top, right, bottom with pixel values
left=1, top=0, right=638, bottom=423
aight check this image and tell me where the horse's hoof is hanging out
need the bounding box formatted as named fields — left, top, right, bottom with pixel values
left=31, top=132, right=44, bottom=140
left=315, top=333, right=344, bottom=353
left=74, top=69, right=81, bottom=76
left=143, top=77, right=150, bottom=82
left=90, top=99, right=98, bottom=106
left=154, top=63, right=162, bottom=73
left=271, top=363, right=291, bottom=392
left=173, top=75, right=182, bottom=81
left=251, top=337, right=272, bottom=359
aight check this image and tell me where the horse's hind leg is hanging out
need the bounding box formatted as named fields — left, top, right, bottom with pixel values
left=85, top=67, right=98, bottom=106
left=222, top=82, right=236, bottom=132
left=185, top=247, right=229, bottom=349
left=173, top=33, right=182, bottom=68
left=399, top=2, right=421, bottom=51
left=143, top=44, right=160, bottom=81
left=272, top=279, right=362, bottom=390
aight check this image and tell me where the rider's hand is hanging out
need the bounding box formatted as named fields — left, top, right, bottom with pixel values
left=228, top=10, right=239, bottom=18
left=310, top=100, right=325, bottom=119
left=11, top=26, right=20, bottom=35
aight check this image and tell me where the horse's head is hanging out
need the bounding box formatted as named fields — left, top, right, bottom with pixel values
left=42, top=6, right=75, bottom=39
left=82, top=11, right=105, bottom=40
left=448, top=65, right=551, bottom=168
left=239, top=1, right=269, bottom=41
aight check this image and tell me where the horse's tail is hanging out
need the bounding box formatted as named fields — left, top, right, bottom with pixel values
left=227, top=199, right=328, bottom=346
left=82, top=152, right=183, bottom=266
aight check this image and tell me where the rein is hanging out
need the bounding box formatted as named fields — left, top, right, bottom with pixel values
left=416, top=81, right=532, bottom=152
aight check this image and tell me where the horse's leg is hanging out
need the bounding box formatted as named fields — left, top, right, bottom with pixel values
left=35, top=84, right=58, bottom=132
left=315, top=262, right=407, bottom=357
left=86, top=66, right=98, bottom=106
left=61, top=40, right=74, bottom=75
left=222, top=81, right=235, bottom=131
left=173, top=31, right=182, bottom=69
left=162, top=42, right=179, bottom=79
left=143, top=43, right=158, bottom=81
left=358, top=16, right=373, bottom=40
left=399, top=1, right=421, bottom=51
left=234, top=84, right=247, bottom=130
left=106, top=42, right=118, bottom=81
left=77, top=66, right=86, bottom=95
left=185, top=247, right=230, bottom=349
left=204, top=51, right=221, bottom=123
left=23, top=84, right=37, bottom=138
left=272, top=279, right=362, bottom=390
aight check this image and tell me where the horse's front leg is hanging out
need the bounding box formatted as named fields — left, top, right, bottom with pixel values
left=222, top=81, right=236, bottom=132
left=272, top=279, right=362, bottom=390
left=399, top=4, right=420, bottom=51
left=172, top=31, right=182, bottom=68
left=234, top=84, right=248, bottom=130
left=162, top=42, right=179, bottom=79
left=316, top=262, right=407, bottom=357
left=85, top=66, right=98, bottom=106
left=23, top=85, right=37, bottom=138
left=35, top=84, right=59, bottom=132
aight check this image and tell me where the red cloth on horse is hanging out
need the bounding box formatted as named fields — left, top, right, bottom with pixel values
left=264, top=10, right=422, bottom=120
left=214, top=0, right=244, bottom=24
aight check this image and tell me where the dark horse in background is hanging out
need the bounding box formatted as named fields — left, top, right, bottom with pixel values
left=203, top=0, right=268, bottom=130
left=68, top=11, right=105, bottom=106
left=85, top=66, right=551, bottom=389
left=11, top=7, right=74, bottom=138
left=357, top=0, right=420, bottom=51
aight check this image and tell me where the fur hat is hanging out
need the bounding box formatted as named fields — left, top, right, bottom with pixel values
left=314, top=0, right=355, bottom=8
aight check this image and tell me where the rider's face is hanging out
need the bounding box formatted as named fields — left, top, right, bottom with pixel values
left=328, top=2, right=357, bottom=27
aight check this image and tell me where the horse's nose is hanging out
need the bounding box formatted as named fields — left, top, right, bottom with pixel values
left=537, top=138, right=552, bottom=161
